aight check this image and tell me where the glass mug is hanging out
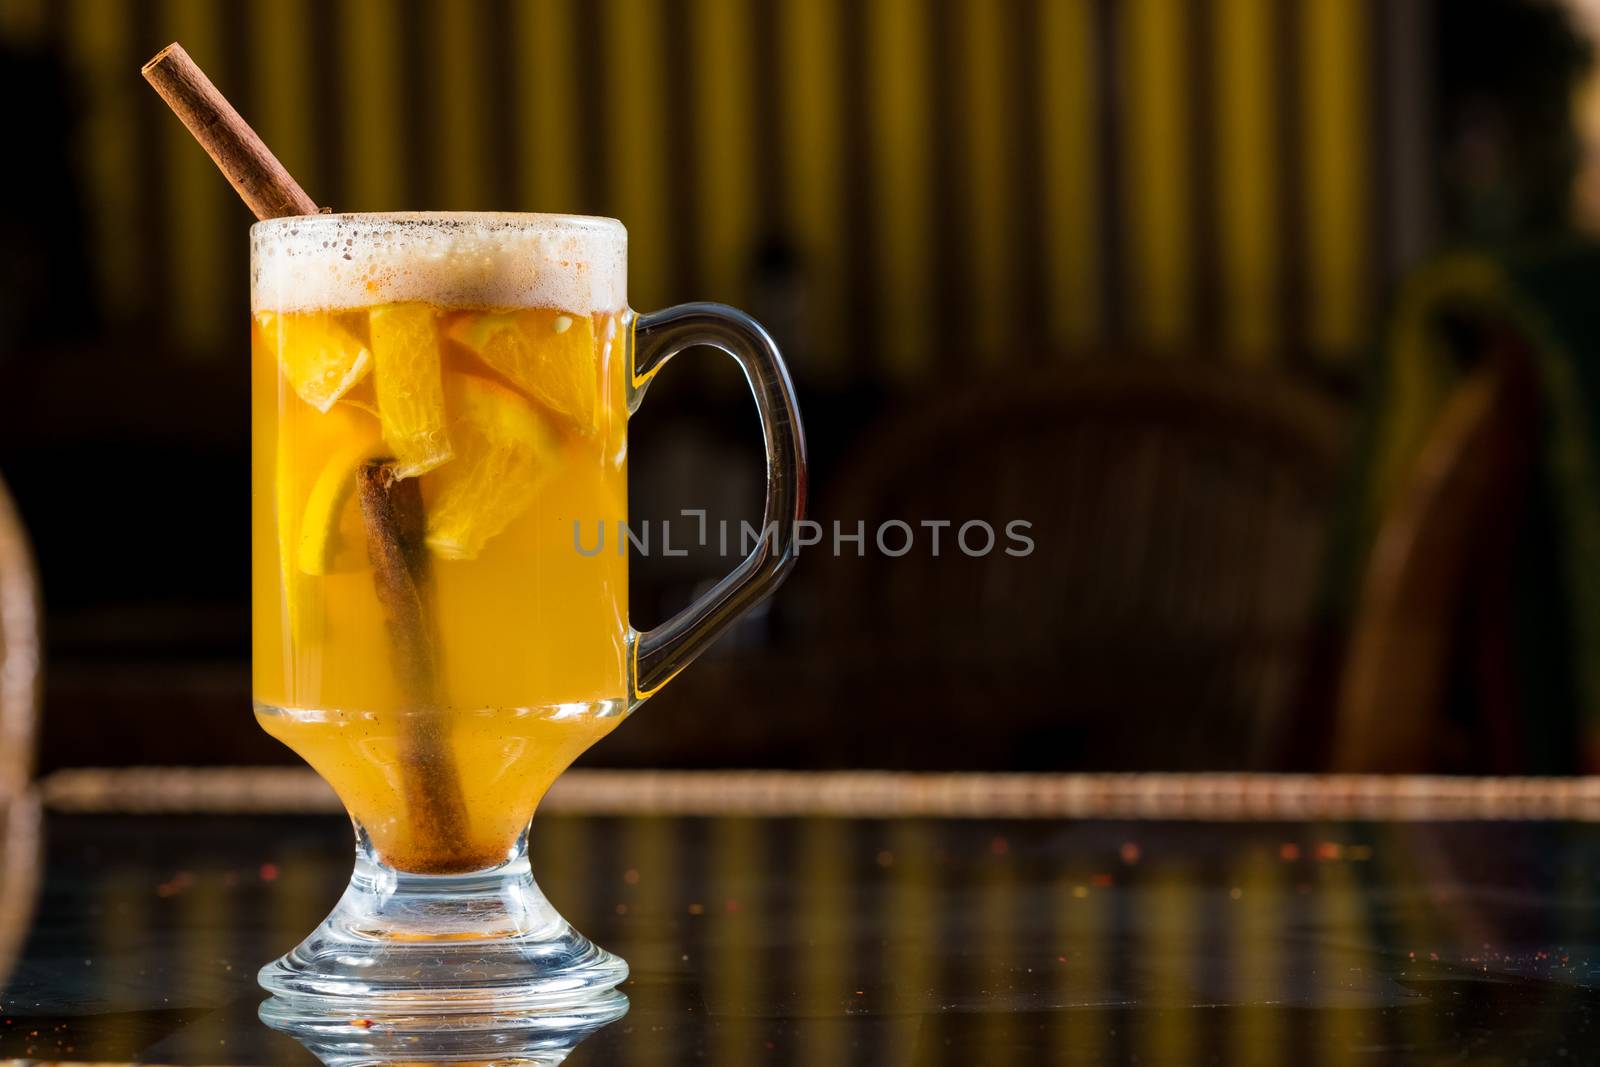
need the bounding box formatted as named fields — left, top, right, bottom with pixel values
left=249, top=213, right=805, bottom=1020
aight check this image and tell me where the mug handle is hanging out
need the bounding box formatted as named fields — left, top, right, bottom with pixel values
left=626, top=302, right=809, bottom=705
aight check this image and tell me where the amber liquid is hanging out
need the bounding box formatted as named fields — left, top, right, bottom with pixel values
left=252, top=302, right=629, bottom=873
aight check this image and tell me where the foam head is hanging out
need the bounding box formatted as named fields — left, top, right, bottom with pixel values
left=250, top=212, right=628, bottom=314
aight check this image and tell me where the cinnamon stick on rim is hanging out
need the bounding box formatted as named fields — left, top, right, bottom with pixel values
left=141, top=43, right=318, bottom=220
left=143, top=43, right=474, bottom=871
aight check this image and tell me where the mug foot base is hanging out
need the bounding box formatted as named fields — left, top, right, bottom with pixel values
left=258, top=853, right=628, bottom=1017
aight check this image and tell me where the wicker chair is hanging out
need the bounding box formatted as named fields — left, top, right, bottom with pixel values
left=0, top=470, right=38, bottom=987
left=815, top=362, right=1348, bottom=771
left=1334, top=324, right=1541, bottom=772
left=0, top=472, right=39, bottom=799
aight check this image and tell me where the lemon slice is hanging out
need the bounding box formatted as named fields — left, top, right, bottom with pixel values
left=370, top=304, right=453, bottom=477
left=257, top=311, right=372, bottom=413
left=273, top=404, right=383, bottom=653
left=424, top=373, right=561, bottom=560
left=296, top=441, right=380, bottom=575
left=446, top=309, right=600, bottom=435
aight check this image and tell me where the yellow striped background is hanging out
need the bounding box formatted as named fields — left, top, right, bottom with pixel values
left=611, top=0, right=672, bottom=313
left=1214, top=0, right=1279, bottom=365
left=1122, top=0, right=1193, bottom=351
left=1038, top=0, right=1100, bottom=352
left=6, top=0, right=1391, bottom=379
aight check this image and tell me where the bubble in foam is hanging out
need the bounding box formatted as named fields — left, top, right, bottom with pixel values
left=250, top=212, right=628, bottom=314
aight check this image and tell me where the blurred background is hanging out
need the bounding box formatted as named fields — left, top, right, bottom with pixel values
left=3, top=0, right=1600, bottom=775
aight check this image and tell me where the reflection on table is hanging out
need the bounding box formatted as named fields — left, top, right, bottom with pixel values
left=2, top=801, right=1599, bottom=1064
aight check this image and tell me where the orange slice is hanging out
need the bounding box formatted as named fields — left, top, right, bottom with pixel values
left=424, top=373, right=561, bottom=560
left=338, top=376, right=380, bottom=418
left=256, top=310, right=372, bottom=413
left=446, top=309, right=600, bottom=435
left=369, top=304, right=453, bottom=477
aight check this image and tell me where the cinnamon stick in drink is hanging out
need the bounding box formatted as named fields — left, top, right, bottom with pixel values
left=356, top=461, right=474, bottom=872
left=144, top=43, right=475, bottom=871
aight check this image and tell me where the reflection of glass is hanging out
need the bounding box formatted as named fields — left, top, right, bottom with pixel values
left=252, top=214, right=806, bottom=1016
left=262, top=988, right=627, bottom=1066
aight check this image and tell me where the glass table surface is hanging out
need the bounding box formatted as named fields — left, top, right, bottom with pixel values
left=1, top=806, right=1598, bottom=1065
